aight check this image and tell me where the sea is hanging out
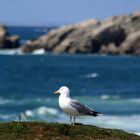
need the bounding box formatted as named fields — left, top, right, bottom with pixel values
left=0, top=26, right=140, bottom=135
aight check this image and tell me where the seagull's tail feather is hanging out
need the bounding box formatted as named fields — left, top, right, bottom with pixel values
left=90, top=111, right=102, bottom=117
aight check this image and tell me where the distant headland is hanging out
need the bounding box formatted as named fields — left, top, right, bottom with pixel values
left=0, top=12, right=140, bottom=55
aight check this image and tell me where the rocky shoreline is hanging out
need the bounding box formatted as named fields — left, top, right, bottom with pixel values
left=0, top=12, right=140, bottom=55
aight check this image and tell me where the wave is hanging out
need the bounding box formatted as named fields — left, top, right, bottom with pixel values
left=100, top=95, right=140, bottom=104
left=0, top=97, right=14, bottom=105
left=20, top=106, right=59, bottom=120
left=32, top=49, right=45, bottom=55
left=1, top=96, right=140, bottom=108
left=36, top=106, right=58, bottom=115
left=129, top=98, right=140, bottom=103
left=0, top=114, right=16, bottom=120
left=79, top=115, right=140, bottom=135
left=0, top=49, right=23, bottom=55
left=0, top=97, right=53, bottom=106
left=0, top=101, right=140, bottom=135
left=0, top=49, right=17, bottom=55
left=0, top=49, right=46, bottom=55
left=18, top=104, right=140, bottom=130
left=100, top=95, right=120, bottom=100
left=80, top=72, right=99, bottom=78
left=19, top=108, right=140, bottom=135
left=0, top=48, right=45, bottom=55
left=135, top=132, right=140, bottom=136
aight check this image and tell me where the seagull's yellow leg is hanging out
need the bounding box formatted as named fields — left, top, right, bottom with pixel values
left=69, top=116, right=72, bottom=124
left=72, top=116, right=76, bottom=125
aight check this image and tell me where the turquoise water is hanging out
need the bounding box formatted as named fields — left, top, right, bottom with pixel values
left=0, top=54, right=140, bottom=134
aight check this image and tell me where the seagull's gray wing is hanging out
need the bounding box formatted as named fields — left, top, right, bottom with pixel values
left=70, top=99, right=100, bottom=116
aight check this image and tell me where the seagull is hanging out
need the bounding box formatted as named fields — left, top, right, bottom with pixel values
left=54, top=86, right=101, bottom=125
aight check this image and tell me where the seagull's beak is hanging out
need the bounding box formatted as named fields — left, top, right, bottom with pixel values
left=54, top=90, right=60, bottom=94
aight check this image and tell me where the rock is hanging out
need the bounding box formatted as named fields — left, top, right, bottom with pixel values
left=21, top=12, right=140, bottom=55
left=119, top=31, right=140, bottom=55
left=0, top=25, right=20, bottom=49
left=100, top=43, right=119, bottom=55
left=0, top=26, right=8, bottom=48
left=0, top=26, right=8, bottom=38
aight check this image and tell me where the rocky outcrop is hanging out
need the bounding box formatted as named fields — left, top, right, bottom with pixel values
left=21, top=12, right=140, bottom=55
left=0, top=25, right=20, bottom=49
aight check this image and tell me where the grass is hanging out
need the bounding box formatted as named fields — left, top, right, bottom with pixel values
left=0, top=122, right=139, bottom=140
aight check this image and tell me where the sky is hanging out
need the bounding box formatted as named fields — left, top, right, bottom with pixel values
left=0, top=0, right=140, bottom=26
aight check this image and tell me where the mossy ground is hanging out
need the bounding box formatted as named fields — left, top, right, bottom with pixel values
left=0, top=122, right=139, bottom=140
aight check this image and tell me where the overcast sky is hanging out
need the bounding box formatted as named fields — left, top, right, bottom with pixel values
left=0, top=0, right=140, bottom=26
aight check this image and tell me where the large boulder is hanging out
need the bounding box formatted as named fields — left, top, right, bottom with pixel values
left=0, top=25, right=20, bottom=49
left=21, top=12, right=140, bottom=55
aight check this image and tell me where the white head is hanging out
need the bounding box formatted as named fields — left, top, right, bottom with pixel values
left=54, top=86, right=70, bottom=97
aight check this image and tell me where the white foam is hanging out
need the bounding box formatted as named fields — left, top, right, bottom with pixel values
left=101, top=95, right=110, bottom=100
left=129, top=98, right=140, bottom=103
left=20, top=106, right=59, bottom=120
left=0, top=114, right=15, bottom=120
left=76, top=115, right=140, bottom=134
left=18, top=106, right=140, bottom=135
left=100, top=95, right=120, bottom=100
left=80, top=72, right=98, bottom=78
left=0, top=97, right=14, bottom=105
left=0, top=49, right=22, bottom=55
left=32, top=49, right=45, bottom=55
left=25, top=110, right=34, bottom=117
left=135, top=132, right=140, bottom=136
left=36, top=106, right=58, bottom=115
left=47, top=113, right=140, bottom=134
left=0, top=48, right=45, bottom=55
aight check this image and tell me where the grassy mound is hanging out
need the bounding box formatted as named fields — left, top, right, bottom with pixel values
left=0, top=122, right=139, bottom=140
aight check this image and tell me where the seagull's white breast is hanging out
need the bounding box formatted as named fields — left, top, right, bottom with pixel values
left=59, top=95, right=79, bottom=116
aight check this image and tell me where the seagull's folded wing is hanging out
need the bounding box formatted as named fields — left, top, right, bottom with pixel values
left=70, top=99, right=98, bottom=116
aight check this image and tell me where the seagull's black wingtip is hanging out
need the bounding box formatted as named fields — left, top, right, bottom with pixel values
left=91, top=111, right=102, bottom=117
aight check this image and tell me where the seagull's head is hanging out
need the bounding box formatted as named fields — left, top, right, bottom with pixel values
left=54, top=86, right=70, bottom=96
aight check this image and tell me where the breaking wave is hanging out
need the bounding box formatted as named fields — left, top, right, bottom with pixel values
left=78, top=115, right=140, bottom=135
left=19, top=106, right=59, bottom=121
left=0, top=96, right=140, bottom=135
left=32, top=49, right=45, bottom=55
left=0, top=49, right=23, bottom=55
left=19, top=108, right=140, bottom=135
left=0, top=114, right=16, bottom=120
left=0, top=48, right=45, bottom=55
left=100, top=95, right=120, bottom=100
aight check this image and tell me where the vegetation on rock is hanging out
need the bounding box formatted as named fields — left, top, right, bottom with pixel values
left=0, top=122, right=139, bottom=140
